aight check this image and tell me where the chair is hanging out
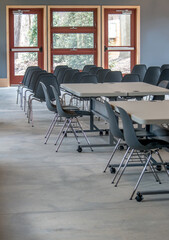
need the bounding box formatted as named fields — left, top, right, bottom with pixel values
left=16, top=66, right=40, bottom=105
left=27, top=73, right=58, bottom=126
left=53, top=65, right=68, bottom=77
left=82, top=64, right=96, bottom=72
left=62, top=69, right=79, bottom=83
left=96, top=69, right=111, bottom=83
left=104, top=71, right=122, bottom=83
left=116, top=106, right=169, bottom=200
left=79, top=74, right=98, bottom=83
left=161, top=64, right=169, bottom=72
left=158, top=69, right=169, bottom=84
left=56, top=67, right=72, bottom=85
left=50, top=85, right=93, bottom=152
left=122, top=74, right=140, bottom=82
left=131, top=64, right=147, bottom=82
left=70, top=72, right=89, bottom=83
left=143, top=66, right=161, bottom=85
left=89, top=67, right=103, bottom=75
left=40, top=82, right=79, bottom=144
left=153, top=80, right=169, bottom=101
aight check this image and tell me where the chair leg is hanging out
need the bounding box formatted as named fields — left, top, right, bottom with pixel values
left=112, top=147, right=131, bottom=184
left=70, top=122, right=80, bottom=144
left=130, top=153, right=152, bottom=200
left=103, top=139, right=121, bottom=173
left=54, top=119, right=67, bottom=146
left=44, top=114, right=59, bottom=144
left=148, top=161, right=161, bottom=183
left=76, top=117, right=93, bottom=152
left=156, top=150, right=169, bottom=177
left=56, top=119, right=71, bottom=152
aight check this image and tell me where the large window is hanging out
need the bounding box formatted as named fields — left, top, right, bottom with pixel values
left=50, top=8, right=98, bottom=71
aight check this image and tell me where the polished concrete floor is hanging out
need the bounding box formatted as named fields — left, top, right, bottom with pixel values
left=0, top=87, right=169, bottom=240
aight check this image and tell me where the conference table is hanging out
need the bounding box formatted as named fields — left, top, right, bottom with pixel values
left=61, top=82, right=169, bottom=151
left=109, top=100, right=169, bottom=201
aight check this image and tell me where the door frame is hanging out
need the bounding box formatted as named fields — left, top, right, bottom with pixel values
left=6, top=5, right=47, bottom=86
left=48, top=5, right=101, bottom=72
left=102, top=5, right=140, bottom=68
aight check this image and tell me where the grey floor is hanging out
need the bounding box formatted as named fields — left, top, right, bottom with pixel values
left=0, top=87, right=169, bottom=240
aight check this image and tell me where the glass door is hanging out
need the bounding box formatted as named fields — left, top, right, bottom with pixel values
left=50, top=8, right=97, bottom=71
left=104, top=9, right=136, bottom=74
left=9, top=8, right=44, bottom=85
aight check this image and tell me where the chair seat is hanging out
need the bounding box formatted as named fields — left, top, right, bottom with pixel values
left=139, top=138, right=169, bottom=149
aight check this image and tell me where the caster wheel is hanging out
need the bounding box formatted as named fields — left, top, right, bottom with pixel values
left=99, top=131, right=103, bottom=136
left=156, top=165, right=162, bottom=171
left=77, top=146, right=82, bottom=152
left=105, top=130, right=109, bottom=135
left=118, top=145, right=124, bottom=151
left=135, top=192, right=143, bottom=202
left=110, top=167, right=116, bottom=174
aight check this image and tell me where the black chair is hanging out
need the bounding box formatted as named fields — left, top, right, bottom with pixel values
left=56, top=67, right=72, bottom=85
left=69, top=72, right=89, bottom=83
left=40, top=82, right=79, bottom=144
left=16, top=66, right=40, bottom=105
left=122, top=74, right=140, bottom=82
left=82, top=64, right=96, bottom=72
left=131, top=64, right=147, bottom=82
left=53, top=65, right=68, bottom=78
left=117, top=106, right=169, bottom=200
left=50, top=85, right=93, bottom=152
left=161, top=64, right=169, bottom=72
left=62, top=69, right=79, bottom=83
left=96, top=69, right=111, bottom=83
left=153, top=80, right=169, bottom=101
left=79, top=74, right=98, bottom=83
left=158, top=69, right=169, bottom=84
left=143, top=66, right=161, bottom=85
left=104, top=71, right=122, bottom=83
left=89, top=67, right=103, bottom=75
left=27, top=73, right=58, bottom=126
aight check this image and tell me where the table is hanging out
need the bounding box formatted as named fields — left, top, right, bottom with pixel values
left=61, top=82, right=169, bottom=98
left=61, top=83, right=169, bottom=151
left=109, top=100, right=169, bottom=201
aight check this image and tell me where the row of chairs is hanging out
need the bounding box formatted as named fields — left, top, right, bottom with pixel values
left=104, top=101, right=169, bottom=201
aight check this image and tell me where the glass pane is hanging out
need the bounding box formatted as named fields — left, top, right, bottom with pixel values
left=53, top=55, right=94, bottom=70
left=53, top=11, right=94, bottom=27
left=14, top=14, right=38, bottom=47
left=108, top=51, right=130, bottom=73
left=53, top=33, right=94, bottom=49
left=14, top=52, right=38, bottom=75
left=108, top=14, right=131, bottom=46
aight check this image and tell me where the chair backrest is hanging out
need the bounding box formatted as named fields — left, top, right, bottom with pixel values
left=57, top=67, right=72, bottom=85
left=28, top=70, right=46, bottom=91
left=153, top=80, right=169, bottom=100
left=131, top=64, right=147, bottom=82
left=105, top=101, right=124, bottom=140
left=122, top=73, right=140, bottom=82
left=34, top=73, right=58, bottom=101
left=62, top=69, right=79, bottom=83
left=50, top=85, right=70, bottom=118
left=24, top=67, right=42, bottom=87
left=104, top=71, right=122, bottom=83
left=89, top=67, right=103, bottom=75
left=22, top=66, right=40, bottom=85
left=143, top=66, right=161, bottom=85
left=78, top=74, right=98, bottom=83
left=82, top=64, right=96, bottom=72
left=117, top=107, right=146, bottom=150
left=40, top=81, right=57, bottom=112
left=96, top=69, right=111, bottom=83
left=70, top=72, right=89, bottom=83
left=158, top=68, right=169, bottom=84
left=53, top=65, right=68, bottom=77
left=161, top=64, right=169, bottom=72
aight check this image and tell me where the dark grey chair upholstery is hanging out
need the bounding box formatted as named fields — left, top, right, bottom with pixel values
left=104, top=71, right=122, bottom=83
left=161, top=64, right=169, bottom=72
left=96, top=69, right=111, bottom=83
left=89, top=67, right=103, bottom=75
left=82, top=64, right=96, bottom=72
left=158, top=69, right=169, bottom=84
left=131, top=64, right=147, bottom=82
left=143, top=66, right=161, bottom=85
left=122, top=74, right=140, bottom=82
left=53, top=65, right=68, bottom=77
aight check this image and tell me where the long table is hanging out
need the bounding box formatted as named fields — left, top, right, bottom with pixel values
left=109, top=100, right=169, bottom=201
left=61, top=82, right=169, bottom=151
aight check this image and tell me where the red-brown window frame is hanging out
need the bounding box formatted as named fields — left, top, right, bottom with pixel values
left=50, top=8, right=98, bottom=72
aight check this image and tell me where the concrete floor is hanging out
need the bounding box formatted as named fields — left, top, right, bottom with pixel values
left=0, top=87, right=169, bottom=240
